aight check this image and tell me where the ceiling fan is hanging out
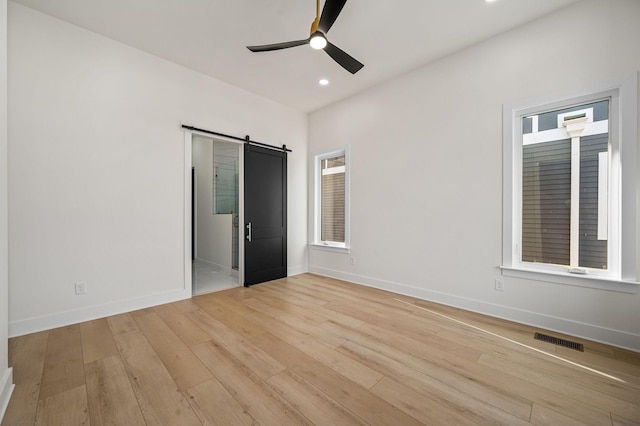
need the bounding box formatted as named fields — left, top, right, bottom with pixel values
left=246, top=0, right=364, bottom=74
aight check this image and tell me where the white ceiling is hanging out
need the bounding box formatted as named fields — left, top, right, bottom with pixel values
left=12, top=0, right=579, bottom=112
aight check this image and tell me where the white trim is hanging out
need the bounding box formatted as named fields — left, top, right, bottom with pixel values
left=531, top=115, right=538, bottom=133
left=238, top=145, right=245, bottom=285
left=0, top=368, right=14, bottom=423
left=287, top=264, right=308, bottom=277
left=597, top=152, right=608, bottom=240
left=309, top=243, right=351, bottom=254
left=617, top=73, right=638, bottom=282
left=8, top=287, right=191, bottom=338
left=183, top=127, right=245, bottom=290
left=570, top=134, right=580, bottom=267
left=308, top=266, right=640, bottom=351
left=322, top=165, right=345, bottom=176
left=500, top=266, right=638, bottom=293
left=184, top=132, right=193, bottom=292
left=523, top=119, right=608, bottom=145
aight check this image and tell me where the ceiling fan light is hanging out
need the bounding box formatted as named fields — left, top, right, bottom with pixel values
left=309, top=33, right=327, bottom=50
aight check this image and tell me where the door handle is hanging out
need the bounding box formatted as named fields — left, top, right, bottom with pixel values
left=246, top=222, right=252, bottom=242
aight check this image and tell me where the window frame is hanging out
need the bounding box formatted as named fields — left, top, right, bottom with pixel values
left=311, top=146, right=350, bottom=253
left=502, top=74, right=639, bottom=293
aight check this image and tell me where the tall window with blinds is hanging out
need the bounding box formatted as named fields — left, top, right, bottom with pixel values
left=313, top=147, right=350, bottom=251
left=321, top=155, right=346, bottom=243
left=520, top=100, right=610, bottom=273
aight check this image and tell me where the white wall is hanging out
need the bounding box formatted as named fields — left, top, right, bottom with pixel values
left=192, top=135, right=234, bottom=272
left=0, top=0, right=13, bottom=420
left=7, top=3, right=308, bottom=336
left=308, top=0, right=640, bottom=350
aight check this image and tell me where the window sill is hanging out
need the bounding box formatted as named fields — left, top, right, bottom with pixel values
left=310, top=243, right=351, bottom=254
left=500, top=266, right=639, bottom=294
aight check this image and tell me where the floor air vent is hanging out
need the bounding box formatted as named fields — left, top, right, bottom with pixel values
left=534, top=332, right=584, bottom=352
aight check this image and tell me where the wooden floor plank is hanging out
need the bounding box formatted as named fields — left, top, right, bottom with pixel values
left=152, top=303, right=211, bottom=348
left=192, top=340, right=310, bottom=425
left=243, top=296, right=348, bottom=348
left=437, top=321, right=640, bottom=405
left=199, top=293, right=258, bottom=318
left=34, top=385, right=89, bottom=426
left=268, top=276, right=335, bottom=304
left=554, top=346, right=640, bottom=385
left=358, top=319, right=482, bottom=362
left=187, top=308, right=286, bottom=380
left=249, top=331, right=424, bottom=426
left=250, top=280, right=339, bottom=310
left=370, top=376, right=477, bottom=425
left=133, top=312, right=213, bottom=391
left=339, top=336, right=533, bottom=424
left=266, top=370, right=367, bottom=426
left=611, top=413, right=640, bottom=426
left=84, top=355, right=146, bottom=426
left=478, top=352, right=639, bottom=421
left=1, top=332, right=49, bottom=426
left=184, top=378, right=257, bottom=426
left=193, top=295, right=265, bottom=339
left=614, top=348, right=640, bottom=364
left=112, top=330, right=201, bottom=426
left=530, top=403, right=591, bottom=426
left=171, top=298, right=203, bottom=314
left=38, top=325, right=85, bottom=401
left=244, top=309, right=382, bottom=389
left=324, top=320, right=533, bottom=419
left=245, top=291, right=330, bottom=325
left=106, top=313, right=140, bottom=336
left=80, top=318, right=119, bottom=364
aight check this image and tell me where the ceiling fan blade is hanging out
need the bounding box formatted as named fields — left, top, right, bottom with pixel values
left=247, top=39, right=309, bottom=52
left=324, top=41, right=363, bottom=74
left=318, top=0, right=348, bottom=33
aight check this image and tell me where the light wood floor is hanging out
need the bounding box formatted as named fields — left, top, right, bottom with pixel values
left=3, top=274, right=639, bottom=425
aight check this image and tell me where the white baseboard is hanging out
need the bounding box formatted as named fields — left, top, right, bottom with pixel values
left=288, top=265, right=308, bottom=277
left=0, top=367, right=14, bottom=423
left=308, top=266, right=640, bottom=352
left=8, top=287, right=192, bottom=338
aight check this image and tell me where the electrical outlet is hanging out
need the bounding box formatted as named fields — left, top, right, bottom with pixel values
left=494, top=279, right=504, bottom=291
left=350, top=257, right=356, bottom=265
left=75, top=282, right=87, bottom=295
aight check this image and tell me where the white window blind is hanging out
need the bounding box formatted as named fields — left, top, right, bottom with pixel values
left=321, top=155, right=346, bottom=243
left=313, top=147, right=350, bottom=251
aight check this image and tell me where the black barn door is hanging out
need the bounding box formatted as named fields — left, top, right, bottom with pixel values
left=244, top=144, right=287, bottom=286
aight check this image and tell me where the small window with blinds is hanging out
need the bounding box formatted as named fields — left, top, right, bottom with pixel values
left=313, top=147, right=350, bottom=251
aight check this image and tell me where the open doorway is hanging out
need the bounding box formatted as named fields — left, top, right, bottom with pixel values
left=191, top=134, right=242, bottom=294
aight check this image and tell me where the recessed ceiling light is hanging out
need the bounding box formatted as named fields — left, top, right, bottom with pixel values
left=485, top=0, right=498, bottom=3
left=319, top=79, right=329, bottom=86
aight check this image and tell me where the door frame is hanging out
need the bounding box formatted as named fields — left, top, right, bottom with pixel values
left=183, top=130, right=245, bottom=295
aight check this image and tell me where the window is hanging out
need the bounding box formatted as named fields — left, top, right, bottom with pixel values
left=313, top=147, right=350, bottom=251
left=502, top=74, right=638, bottom=292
